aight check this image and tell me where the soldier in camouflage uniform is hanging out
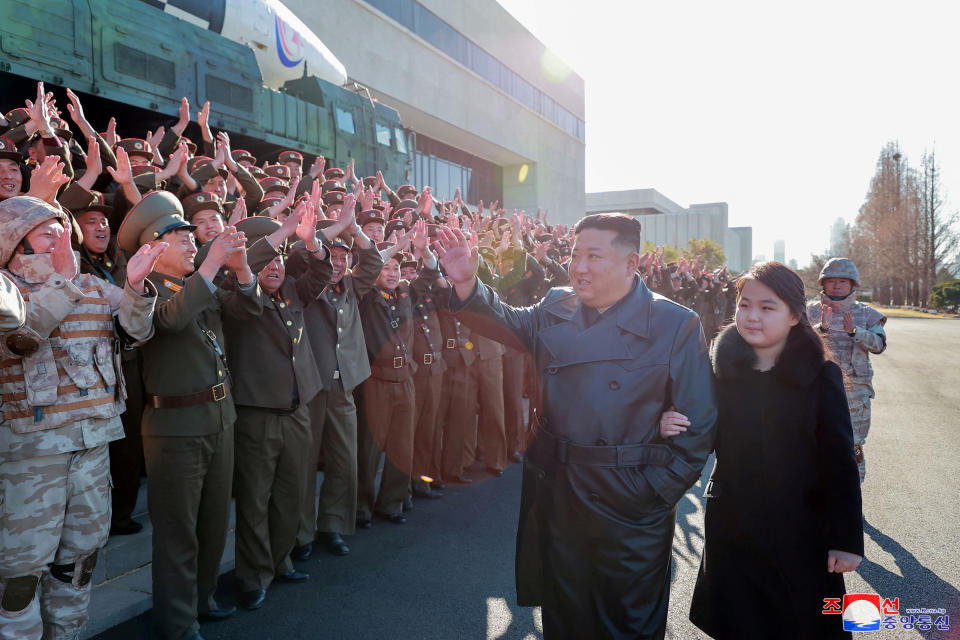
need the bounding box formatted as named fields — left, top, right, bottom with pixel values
left=807, top=258, right=887, bottom=482
left=0, top=196, right=163, bottom=640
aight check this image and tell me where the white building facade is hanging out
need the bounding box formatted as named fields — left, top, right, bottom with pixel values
left=286, top=0, right=586, bottom=223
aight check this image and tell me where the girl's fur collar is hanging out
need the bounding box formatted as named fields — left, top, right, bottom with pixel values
left=710, top=322, right=825, bottom=387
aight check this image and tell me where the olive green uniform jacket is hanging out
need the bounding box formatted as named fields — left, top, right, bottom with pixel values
left=139, top=271, right=264, bottom=436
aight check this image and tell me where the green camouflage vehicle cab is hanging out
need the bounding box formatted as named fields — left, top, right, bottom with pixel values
left=0, top=0, right=413, bottom=182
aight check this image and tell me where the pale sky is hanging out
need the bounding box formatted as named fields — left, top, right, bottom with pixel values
left=496, top=0, right=960, bottom=267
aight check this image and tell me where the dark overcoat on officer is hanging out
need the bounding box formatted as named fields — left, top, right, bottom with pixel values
left=453, top=276, right=718, bottom=640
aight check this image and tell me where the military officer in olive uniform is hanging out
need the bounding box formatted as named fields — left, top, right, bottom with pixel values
left=222, top=208, right=332, bottom=610
left=290, top=195, right=382, bottom=558
left=406, top=252, right=448, bottom=499
left=117, top=190, right=265, bottom=640
left=356, top=223, right=438, bottom=524
left=436, top=295, right=480, bottom=485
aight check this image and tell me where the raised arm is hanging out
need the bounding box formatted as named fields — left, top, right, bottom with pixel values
left=436, top=226, right=539, bottom=353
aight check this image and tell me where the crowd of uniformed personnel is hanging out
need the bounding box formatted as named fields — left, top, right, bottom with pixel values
left=0, top=81, right=738, bottom=640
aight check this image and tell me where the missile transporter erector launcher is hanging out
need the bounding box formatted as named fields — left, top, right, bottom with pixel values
left=0, top=0, right=413, bottom=183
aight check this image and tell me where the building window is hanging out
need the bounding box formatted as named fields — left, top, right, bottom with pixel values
left=335, top=107, right=355, bottom=134
left=467, top=42, right=499, bottom=86
left=363, top=0, right=585, bottom=142
left=412, top=133, right=501, bottom=205
left=395, top=127, right=408, bottom=154
left=375, top=122, right=392, bottom=146
left=413, top=3, right=467, bottom=66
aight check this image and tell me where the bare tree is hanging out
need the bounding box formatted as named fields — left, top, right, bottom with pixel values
left=919, top=150, right=958, bottom=302
left=849, top=143, right=925, bottom=305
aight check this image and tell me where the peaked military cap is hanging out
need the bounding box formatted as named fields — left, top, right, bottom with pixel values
left=357, top=210, right=386, bottom=228
left=180, top=136, right=198, bottom=155
left=322, top=190, right=345, bottom=207
left=48, top=118, right=72, bottom=143
left=259, top=176, right=289, bottom=195
left=263, top=164, right=291, bottom=180
left=115, top=138, right=154, bottom=161
left=236, top=216, right=281, bottom=248
left=323, top=167, right=345, bottom=180
left=182, top=191, right=224, bottom=221
left=255, top=197, right=290, bottom=217
left=384, top=219, right=406, bottom=238
left=278, top=150, right=303, bottom=166
left=3, top=108, right=30, bottom=131
left=392, top=207, right=415, bottom=221
left=131, top=164, right=161, bottom=193
left=321, top=180, right=346, bottom=195
left=190, top=159, right=228, bottom=184
left=75, top=190, right=113, bottom=215
left=396, top=185, right=417, bottom=199
left=0, top=136, right=22, bottom=163
left=117, top=190, right=195, bottom=253
left=232, top=149, right=256, bottom=164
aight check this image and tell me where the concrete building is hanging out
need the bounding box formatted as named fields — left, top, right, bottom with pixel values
left=774, top=239, right=785, bottom=264
left=286, top=0, right=586, bottom=222
left=585, top=189, right=753, bottom=272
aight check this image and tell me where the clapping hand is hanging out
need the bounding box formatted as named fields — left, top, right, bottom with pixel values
left=842, top=311, right=855, bottom=334
left=435, top=226, right=479, bottom=297
left=308, top=156, right=326, bottom=179
left=50, top=221, right=78, bottom=280
left=106, top=147, right=134, bottom=187
left=26, top=156, right=70, bottom=203
left=227, top=196, right=247, bottom=226
left=126, top=242, right=169, bottom=293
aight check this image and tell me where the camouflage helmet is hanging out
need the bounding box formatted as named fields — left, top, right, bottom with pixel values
left=0, top=196, right=70, bottom=267
left=818, top=257, right=861, bottom=287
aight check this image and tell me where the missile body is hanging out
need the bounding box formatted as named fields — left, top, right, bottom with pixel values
left=142, top=0, right=348, bottom=88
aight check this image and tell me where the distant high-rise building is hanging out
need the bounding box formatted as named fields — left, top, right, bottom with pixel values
left=753, top=254, right=766, bottom=264
left=789, top=258, right=798, bottom=271
left=830, top=218, right=849, bottom=257
left=774, top=239, right=785, bottom=264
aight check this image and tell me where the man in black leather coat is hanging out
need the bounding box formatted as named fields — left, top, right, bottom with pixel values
left=439, top=214, right=718, bottom=639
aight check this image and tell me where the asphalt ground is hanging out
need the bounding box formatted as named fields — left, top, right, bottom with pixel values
left=94, top=317, right=960, bottom=639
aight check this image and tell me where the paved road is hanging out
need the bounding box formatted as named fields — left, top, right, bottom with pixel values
left=95, top=317, right=960, bottom=639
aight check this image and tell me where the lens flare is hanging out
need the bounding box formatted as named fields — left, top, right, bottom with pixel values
left=540, top=50, right=571, bottom=83
left=518, top=164, right=529, bottom=184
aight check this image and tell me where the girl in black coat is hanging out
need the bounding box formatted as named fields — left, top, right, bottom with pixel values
left=660, top=262, right=864, bottom=639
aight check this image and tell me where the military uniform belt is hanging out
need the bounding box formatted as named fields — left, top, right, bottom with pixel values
left=147, top=382, right=229, bottom=409
left=538, top=429, right=672, bottom=468
left=421, top=351, right=443, bottom=365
